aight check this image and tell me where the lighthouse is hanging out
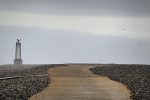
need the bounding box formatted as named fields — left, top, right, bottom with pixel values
left=14, top=39, right=23, bottom=65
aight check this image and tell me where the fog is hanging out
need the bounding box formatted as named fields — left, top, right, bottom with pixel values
left=0, top=0, right=150, bottom=64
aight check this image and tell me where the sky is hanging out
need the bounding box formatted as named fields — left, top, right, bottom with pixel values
left=0, top=0, right=150, bottom=64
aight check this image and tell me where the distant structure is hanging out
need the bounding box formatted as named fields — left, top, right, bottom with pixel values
left=14, top=39, right=23, bottom=65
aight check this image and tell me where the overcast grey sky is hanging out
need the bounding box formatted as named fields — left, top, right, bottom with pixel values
left=0, top=0, right=150, bottom=64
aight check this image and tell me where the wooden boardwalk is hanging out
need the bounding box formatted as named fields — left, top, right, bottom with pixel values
left=29, top=65, right=131, bottom=100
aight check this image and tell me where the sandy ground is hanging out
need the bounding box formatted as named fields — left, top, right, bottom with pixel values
left=29, top=65, right=131, bottom=100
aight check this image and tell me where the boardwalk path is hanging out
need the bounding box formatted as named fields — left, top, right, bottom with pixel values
left=29, top=65, right=131, bottom=100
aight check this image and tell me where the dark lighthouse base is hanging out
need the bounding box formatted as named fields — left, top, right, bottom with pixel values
left=14, top=59, right=22, bottom=65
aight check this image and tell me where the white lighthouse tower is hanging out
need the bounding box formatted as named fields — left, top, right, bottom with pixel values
left=14, top=39, right=23, bottom=65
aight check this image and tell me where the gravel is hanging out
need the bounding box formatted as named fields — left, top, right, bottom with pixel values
left=0, top=64, right=63, bottom=100
left=90, top=64, right=150, bottom=100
